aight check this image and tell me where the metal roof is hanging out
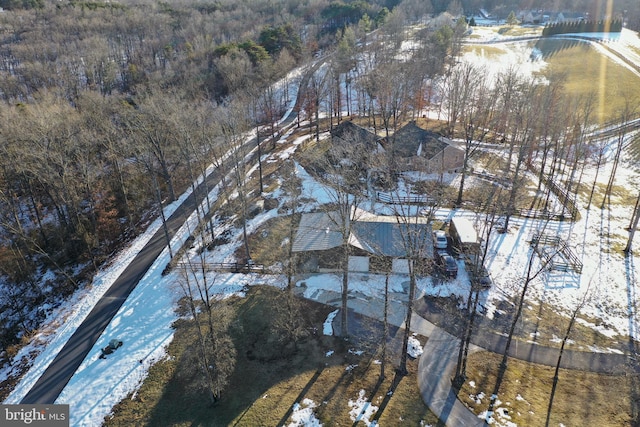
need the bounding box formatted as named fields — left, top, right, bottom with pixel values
left=291, top=211, right=344, bottom=252
left=292, top=209, right=432, bottom=257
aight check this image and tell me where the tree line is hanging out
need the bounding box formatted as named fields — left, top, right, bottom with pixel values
left=542, top=19, right=624, bottom=36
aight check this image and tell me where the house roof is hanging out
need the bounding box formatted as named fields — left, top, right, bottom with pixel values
left=351, top=221, right=431, bottom=257
left=291, top=211, right=344, bottom=252
left=386, top=122, right=448, bottom=160
left=330, top=121, right=380, bottom=147
left=292, top=208, right=432, bottom=257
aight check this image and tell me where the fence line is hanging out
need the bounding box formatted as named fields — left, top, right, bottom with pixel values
left=176, top=262, right=266, bottom=274
left=530, top=233, right=582, bottom=274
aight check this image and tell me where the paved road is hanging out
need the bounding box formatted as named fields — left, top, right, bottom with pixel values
left=20, top=164, right=218, bottom=404
left=418, top=328, right=488, bottom=426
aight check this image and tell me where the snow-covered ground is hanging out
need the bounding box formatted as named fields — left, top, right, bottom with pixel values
left=3, top=22, right=640, bottom=427
left=456, top=25, right=640, bottom=342
left=464, top=26, right=640, bottom=83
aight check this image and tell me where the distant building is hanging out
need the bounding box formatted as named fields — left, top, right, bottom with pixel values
left=380, top=121, right=464, bottom=174
left=330, top=120, right=380, bottom=149
left=554, top=12, right=585, bottom=23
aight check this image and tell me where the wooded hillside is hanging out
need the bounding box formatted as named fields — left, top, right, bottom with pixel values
left=0, top=0, right=397, bottom=357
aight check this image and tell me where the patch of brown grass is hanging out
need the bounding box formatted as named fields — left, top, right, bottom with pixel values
left=105, top=286, right=440, bottom=426
left=459, top=350, right=637, bottom=426
left=535, top=38, right=640, bottom=124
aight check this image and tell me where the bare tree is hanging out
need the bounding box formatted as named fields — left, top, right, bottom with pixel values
left=545, top=279, right=593, bottom=426
left=445, top=62, right=495, bottom=206
left=302, top=66, right=330, bottom=142
left=362, top=60, right=409, bottom=141
left=486, top=223, right=558, bottom=417
left=501, top=77, right=541, bottom=231
left=625, top=192, right=640, bottom=254
left=171, top=98, right=221, bottom=244
left=76, top=93, right=137, bottom=231
left=532, top=79, right=569, bottom=199
left=601, top=100, right=637, bottom=209
left=441, top=61, right=478, bottom=138
left=380, top=271, right=391, bottom=380
left=281, top=160, right=304, bottom=290
left=454, top=193, right=503, bottom=387
left=586, top=136, right=609, bottom=211
left=122, top=94, right=181, bottom=203
left=387, top=175, right=439, bottom=374
left=491, top=67, right=524, bottom=145
left=270, top=288, right=310, bottom=353
left=216, top=99, right=254, bottom=263
left=174, top=238, right=236, bottom=403
left=563, top=94, right=596, bottom=197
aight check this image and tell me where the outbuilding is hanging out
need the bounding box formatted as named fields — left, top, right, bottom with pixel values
left=449, top=217, right=481, bottom=255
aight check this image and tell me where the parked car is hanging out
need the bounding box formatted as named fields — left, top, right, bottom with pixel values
left=470, top=265, right=492, bottom=289
left=434, top=250, right=458, bottom=278
left=478, top=275, right=491, bottom=288
left=433, top=230, right=448, bottom=249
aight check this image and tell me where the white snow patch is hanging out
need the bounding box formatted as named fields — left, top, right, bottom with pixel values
left=348, top=389, right=378, bottom=426
left=288, top=398, right=322, bottom=427
left=323, top=309, right=339, bottom=336
left=408, top=335, right=424, bottom=358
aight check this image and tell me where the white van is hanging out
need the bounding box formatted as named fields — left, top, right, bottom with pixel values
left=433, top=230, right=448, bottom=249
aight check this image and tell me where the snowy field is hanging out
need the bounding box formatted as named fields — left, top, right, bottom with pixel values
left=2, top=23, right=640, bottom=427
left=457, top=26, right=640, bottom=342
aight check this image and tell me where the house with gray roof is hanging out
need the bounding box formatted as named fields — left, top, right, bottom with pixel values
left=292, top=207, right=433, bottom=273
left=381, top=121, right=464, bottom=174
left=330, top=120, right=381, bottom=149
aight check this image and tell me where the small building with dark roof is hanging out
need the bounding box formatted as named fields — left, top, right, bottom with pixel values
left=381, top=121, right=464, bottom=174
left=330, top=120, right=381, bottom=149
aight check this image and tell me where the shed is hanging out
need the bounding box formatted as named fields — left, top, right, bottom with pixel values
left=449, top=217, right=481, bottom=254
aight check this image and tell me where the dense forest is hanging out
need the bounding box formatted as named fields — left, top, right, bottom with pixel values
left=0, top=0, right=638, bottom=372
